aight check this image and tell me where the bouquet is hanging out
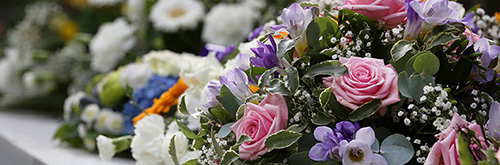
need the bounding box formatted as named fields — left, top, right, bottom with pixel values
left=92, top=1, right=500, bottom=164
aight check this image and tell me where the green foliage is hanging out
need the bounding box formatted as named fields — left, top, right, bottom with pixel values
left=306, top=17, right=340, bottom=50
left=53, top=122, right=83, bottom=147
left=304, top=60, right=348, bottom=78
left=169, top=134, right=180, bottom=165
left=218, top=85, right=244, bottom=115
left=412, top=51, right=440, bottom=76
left=220, top=150, right=239, bottom=165
left=380, top=134, right=414, bottom=164
left=319, top=87, right=348, bottom=120
left=217, top=122, right=234, bottom=138
left=458, top=132, right=475, bottom=165
left=265, top=130, right=302, bottom=152
left=347, top=99, right=382, bottom=121
left=175, top=118, right=200, bottom=139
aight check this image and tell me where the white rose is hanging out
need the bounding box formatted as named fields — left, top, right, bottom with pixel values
left=96, top=135, right=116, bottom=161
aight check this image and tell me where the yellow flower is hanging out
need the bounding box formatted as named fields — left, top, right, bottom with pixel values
left=133, top=78, right=189, bottom=125
left=50, top=14, right=79, bottom=42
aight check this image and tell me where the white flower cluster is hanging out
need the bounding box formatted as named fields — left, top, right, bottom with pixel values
left=198, top=136, right=229, bottom=165
left=473, top=8, right=500, bottom=43
left=381, top=25, right=404, bottom=43
left=88, top=0, right=123, bottom=7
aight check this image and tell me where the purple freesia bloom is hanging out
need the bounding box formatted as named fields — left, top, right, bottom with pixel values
left=471, top=38, right=500, bottom=83
left=200, top=44, right=236, bottom=61
left=462, top=13, right=479, bottom=33
left=403, top=0, right=423, bottom=40
left=409, top=0, right=461, bottom=33
left=204, top=68, right=252, bottom=108
left=250, top=34, right=283, bottom=69
left=248, top=26, right=264, bottom=41
left=309, top=126, right=342, bottom=161
left=487, top=101, right=500, bottom=141
left=271, top=3, right=313, bottom=39
left=339, top=127, right=388, bottom=165
left=335, top=121, right=361, bottom=141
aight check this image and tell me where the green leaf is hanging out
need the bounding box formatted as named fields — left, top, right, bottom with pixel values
left=277, top=39, right=296, bottom=63
left=319, top=87, right=349, bottom=119
left=268, top=79, right=291, bottom=96
left=182, top=159, right=198, bottom=165
left=458, top=132, right=475, bottom=165
left=288, top=151, right=316, bottom=165
left=53, top=122, right=82, bottom=147
left=304, top=60, right=347, bottom=78
left=265, top=130, right=302, bottom=151
left=347, top=99, right=381, bottom=121
left=245, top=66, right=267, bottom=77
left=217, top=122, right=234, bottom=138
left=175, top=118, right=200, bottom=139
left=258, top=67, right=281, bottom=89
left=486, top=148, right=500, bottom=165
left=397, top=71, right=411, bottom=98
left=231, top=134, right=252, bottom=151
left=218, top=85, right=244, bottom=115
left=236, top=104, right=245, bottom=120
left=286, top=67, right=300, bottom=93
left=426, top=32, right=458, bottom=49
left=211, top=128, right=224, bottom=156
left=371, top=138, right=380, bottom=152
left=337, top=9, right=376, bottom=36
left=306, top=17, right=340, bottom=50
left=178, top=96, right=190, bottom=115
left=408, top=75, right=435, bottom=103
left=413, top=51, right=440, bottom=76
left=287, top=124, right=307, bottom=133
left=311, top=111, right=332, bottom=125
left=210, top=107, right=234, bottom=124
left=169, top=134, right=180, bottom=165
left=380, top=134, right=414, bottom=165
left=220, top=150, right=239, bottom=165
left=391, top=40, right=413, bottom=61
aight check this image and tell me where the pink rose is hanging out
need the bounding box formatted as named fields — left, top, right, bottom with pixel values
left=323, top=57, right=399, bottom=115
left=425, top=113, right=487, bottom=165
left=230, top=93, right=288, bottom=160
left=342, top=0, right=406, bottom=28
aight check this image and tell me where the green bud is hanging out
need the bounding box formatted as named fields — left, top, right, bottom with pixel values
left=98, top=71, right=125, bottom=107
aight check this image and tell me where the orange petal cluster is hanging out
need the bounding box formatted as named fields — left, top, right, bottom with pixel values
left=132, top=78, right=189, bottom=125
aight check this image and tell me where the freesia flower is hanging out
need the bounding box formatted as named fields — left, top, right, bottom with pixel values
left=334, top=121, right=360, bottom=141
left=309, top=126, right=342, bottom=161
left=408, top=0, right=461, bottom=34
left=250, top=34, right=282, bottom=69
left=488, top=101, right=500, bottom=141
left=230, top=93, right=288, bottom=160
left=271, top=3, right=313, bottom=57
left=471, top=38, right=500, bottom=83
left=248, top=26, right=264, bottom=41
left=200, top=44, right=236, bottom=61
left=403, top=0, right=423, bottom=40
left=204, top=68, right=252, bottom=108
left=339, top=127, right=387, bottom=165
left=149, top=0, right=204, bottom=32
left=342, top=0, right=406, bottom=28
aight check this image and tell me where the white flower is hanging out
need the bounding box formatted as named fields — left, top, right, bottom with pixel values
left=162, top=131, right=200, bottom=164
left=0, top=48, right=26, bottom=102
left=95, top=109, right=117, bottom=133
left=131, top=114, right=165, bottom=164
left=83, top=137, right=96, bottom=150
left=237, top=39, right=259, bottom=57
left=81, top=104, right=101, bottom=124
left=142, top=50, right=195, bottom=77
left=119, top=63, right=153, bottom=89
left=404, top=118, right=411, bottom=126
left=123, top=0, right=146, bottom=27
left=63, top=91, right=86, bottom=121
left=88, top=0, right=122, bottom=7
left=149, top=0, right=204, bottom=32
left=105, top=112, right=124, bottom=134
left=202, top=3, right=258, bottom=46
left=96, top=135, right=116, bottom=161
left=77, top=124, right=87, bottom=138
left=90, top=18, right=136, bottom=72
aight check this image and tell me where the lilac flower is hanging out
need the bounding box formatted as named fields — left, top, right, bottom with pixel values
left=248, top=26, right=263, bottom=41
left=309, top=126, right=342, bottom=161
left=271, top=3, right=313, bottom=39
left=471, top=38, right=500, bottom=83
left=250, top=34, right=282, bottom=69
left=339, top=127, right=388, bottom=165
left=462, top=13, right=479, bottom=33
left=403, top=0, right=423, bottom=40
left=334, top=121, right=360, bottom=141
left=204, top=68, right=252, bottom=108
left=409, top=0, right=461, bottom=34
left=200, top=44, right=235, bottom=61
left=487, top=101, right=500, bottom=141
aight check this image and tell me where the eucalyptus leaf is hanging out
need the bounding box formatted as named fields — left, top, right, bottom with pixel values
left=218, top=85, right=244, bottom=115
left=413, top=51, right=440, bottom=76
left=408, top=75, right=435, bottom=103
left=265, top=130, right=302, bottom=151
left=220, top=150, right=240, bottom=165
left=347, top=99, right=381, bottom=121
left=426, top=32, right=458, bottom=49
left=218, top=122, right=234, bottom=138
left=304, top=60, right=347, bottom=78
left=175, top=118, right=200, bottom=139
left=371, top=138, right=380, bottom=152
left=380, top=134, right=414, bottom=165
left=397, top=71, right=411, bottom=98
left=169, top=134, right=180, bottom=165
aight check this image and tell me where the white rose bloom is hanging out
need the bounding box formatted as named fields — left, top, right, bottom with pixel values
left=90, top=18, right=136, bottom=73
left=119, top=63, right=153, bottom=89
left=105, top=111, right=124, bottom=134
left=202, top=4, right=258, bottom=46
left=63, top=91, right=86, bottom=121
left=149, top=0, right=204, bottom=32
left=81, top=104, right=101, bottom=124
left=142, top=50, right=195, bottom=77
left=96, top=135, right=116, bottom=161
left=131, top=114, right=165, bottom=164
left=88, top=0, right=122, bottom=7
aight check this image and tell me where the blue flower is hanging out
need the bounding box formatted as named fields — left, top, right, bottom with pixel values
left=250, top=34, right=282, bottom=69
left=132, top=75, right=179, bottom=109
left=121, top=102, right=141, bottom=135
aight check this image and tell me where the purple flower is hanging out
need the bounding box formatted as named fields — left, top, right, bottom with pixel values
left=200, top=44, right=235, bottom=61
left=334, top=121, right=360, bottom=141
left=271, top=3, right=313, bottom=39
left=204, top=68, right=252, bottom=108
left=409, top=0, right=461, bottom=33
left=462, top=13, right=479, bottom=33
left=471, top=38, right=500, bottom=83
left=403, top=0, right=423, bottom=40
left=250, top=34, right=282, bottom=69
left=248, top=26, right=263, bottom=41
left=487, top=101, right=500, bottom=141
left=339, top=127, right=388, bottom=165
left=309, top=126, right=342, bottom=161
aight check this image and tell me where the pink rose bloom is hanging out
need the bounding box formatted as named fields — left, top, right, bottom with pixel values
left=342, top=0, right=406, bottom=28
left=323, top=57, right=399, bottom=115
left=230, top=93, right=288, bottom=160
left=425, top=113, right=488, bottom=165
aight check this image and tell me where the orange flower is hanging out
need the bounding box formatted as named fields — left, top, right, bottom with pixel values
left=132, top=78, right=189, bottom=125
left=273, top=31, right=289, bottom=39
left=495, top=12, right=500, bottom=25
left=249, top=85, right=259, bottom=93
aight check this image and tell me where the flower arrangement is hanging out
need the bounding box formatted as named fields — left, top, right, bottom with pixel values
left=91, top=1, right=500, bottom=164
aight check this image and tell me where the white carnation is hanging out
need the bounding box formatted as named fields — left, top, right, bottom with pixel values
left=202, top=3, right=258, bottom=46
left=131, top=114, right=165, bottom=164
left=105, top=111, right=124, bottom=134
left=149, top=0, right=204, bottom=32
left=90, top=18, right=136, bottom=73
left=119, top=63, right=153, bottom=89
left=63, top=91, right=86, bottom=121
left=81, top=104, right=101, bottom=124
left=88, top=0, right=122, bottom=7
left=96, top=135, right=116, bottom=161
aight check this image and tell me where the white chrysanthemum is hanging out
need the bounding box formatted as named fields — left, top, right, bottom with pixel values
left=105, top=111, right=124, bottom=134
left=202, top=3, right=258, bottom=46
left=131, top=114, right=165, bottom=164
left=83, top=137, right=96, bottom=151
left=88, top=0, right=123, bottom=7
left=123, top=0, right=146, bottom=27
left=96, top=135, right=116, bottom=161
left=149, top=0, right=204, bottom=32
left=77, top=124, right=87, bottom=138
left=142, top=50, right=194, bottom=77
left=81, top=104, right=101, bottom=124
left=95, top=109, right=113, bottom=132
left=89, top=18, right=136, bottom=73
left=119, top=63, right=153, bottom=89
left=63, top=91, right=86, bottom=121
